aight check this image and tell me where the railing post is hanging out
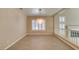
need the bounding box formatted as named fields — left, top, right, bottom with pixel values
left=65, top=25, right=68, bottom=38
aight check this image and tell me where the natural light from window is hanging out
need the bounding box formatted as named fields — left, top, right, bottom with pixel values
left=59, top=16, right=65, bottom=35
left=32, top=18, right=45, bottom=31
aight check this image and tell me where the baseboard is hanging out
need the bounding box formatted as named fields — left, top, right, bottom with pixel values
left=54, top=33, right=79, bottom=50
left=4, top=33, right=28, bottom=50
left=28, top=33, right=53, bottom=35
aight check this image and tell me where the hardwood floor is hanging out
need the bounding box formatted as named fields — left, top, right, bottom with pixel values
left=8, top=35, right=74, bottom=50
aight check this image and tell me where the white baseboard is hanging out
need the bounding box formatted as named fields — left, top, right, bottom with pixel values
left=4, top=33, right=28, bottom=50
left=54, top=33, right=79, bottom=50
left=4, top=33, right=53, bottom=50
left=28, top=33, right=53, bottom=35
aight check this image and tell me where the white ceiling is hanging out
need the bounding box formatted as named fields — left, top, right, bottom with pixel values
left=22, top=8, right=62, bottom=16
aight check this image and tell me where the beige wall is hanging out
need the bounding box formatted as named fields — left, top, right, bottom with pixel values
left=27, top=16, right=53, bottom=34
left=0, top=8, right=27, bottom=49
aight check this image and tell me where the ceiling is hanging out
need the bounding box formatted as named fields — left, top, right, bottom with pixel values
left=22, top=8, right=62, bottom=16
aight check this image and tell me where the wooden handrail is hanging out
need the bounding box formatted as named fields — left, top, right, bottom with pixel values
left=68, top=25, right=79, bottom=26
left=68, top=29, right=79, bottom=32
left=55, top=28, right=79, bottom=32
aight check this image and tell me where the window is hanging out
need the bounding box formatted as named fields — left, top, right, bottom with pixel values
left=32, top=18, right=45, bottom=31
left=59, top=16, right=65, bottom=35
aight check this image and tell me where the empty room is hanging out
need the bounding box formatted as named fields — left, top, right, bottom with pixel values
left=0, top=8, right=79, bottom=50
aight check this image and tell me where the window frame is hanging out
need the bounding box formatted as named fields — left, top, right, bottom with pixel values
left=32, top=19, right=46, bottom=31
left=59, top=16, right=66, bottom=35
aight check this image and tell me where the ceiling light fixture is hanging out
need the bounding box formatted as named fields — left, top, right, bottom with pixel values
left=19, top=8, right=23, bottom=10
left=32, top=8, right=43, bottom=16
left=38, top=8, right=42, bottom=15
left=39, top=8, right=42, bottom=12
